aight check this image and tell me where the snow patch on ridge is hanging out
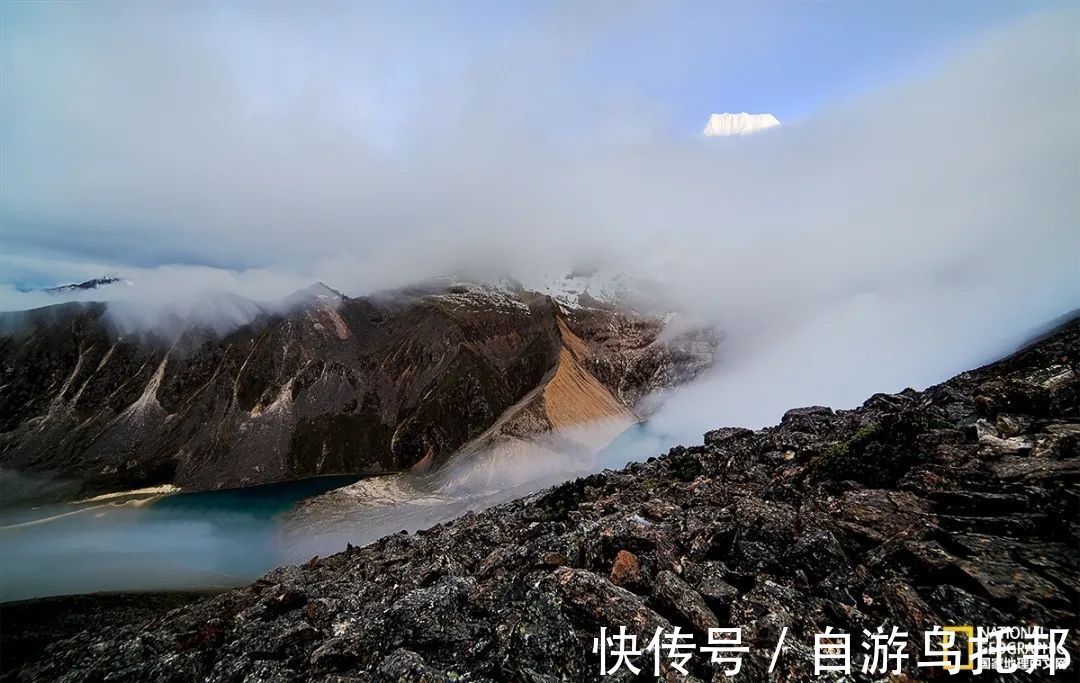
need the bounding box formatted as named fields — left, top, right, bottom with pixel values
left=524, top=271, right=630, bottom=310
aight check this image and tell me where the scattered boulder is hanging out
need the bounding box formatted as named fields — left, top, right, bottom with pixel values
left=609, top=550, right=641, bottom=588
left=691, top=562, right=740, bottom=611
left=995, top=413, right=1032, bottom=437
left=651, top=570, right=719, bottom=633
left=375, top=649, right=450, bottom=683
left=785, top=529, right=848, bottom=585
left=704, top=427, right=754, bottom=447
left=780, top=406, right=835, bottom=434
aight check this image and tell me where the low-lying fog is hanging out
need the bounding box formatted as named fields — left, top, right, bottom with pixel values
left=0, top=424, right=665, bottom=600
left=0, top=473, right=359, bottom=601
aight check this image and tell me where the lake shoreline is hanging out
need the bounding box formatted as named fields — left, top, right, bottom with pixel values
left=0, top=474, right=363, bottom=602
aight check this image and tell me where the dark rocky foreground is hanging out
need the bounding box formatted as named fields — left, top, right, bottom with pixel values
left=0, top=591, right=220, bottom=676
left=4, top=317, right=1078, bottom=682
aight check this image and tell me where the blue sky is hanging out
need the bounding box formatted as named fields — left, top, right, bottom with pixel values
left=1, top=1, right=1066, bottom=151
left=569, top=0, right=1068, bottom=133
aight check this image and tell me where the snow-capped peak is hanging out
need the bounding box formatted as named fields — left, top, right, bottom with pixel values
left=41, top=275, right=133, bottom=294
left=525, top=271, right=627, bottom=311
left=702, top=112, right=780, bottom=137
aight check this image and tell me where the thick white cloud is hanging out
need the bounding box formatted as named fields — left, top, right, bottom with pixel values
left=0, top=4, right=1076, bottom=435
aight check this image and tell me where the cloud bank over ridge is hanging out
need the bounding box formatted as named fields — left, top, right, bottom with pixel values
left=1, top=4, right=1077, bottom=432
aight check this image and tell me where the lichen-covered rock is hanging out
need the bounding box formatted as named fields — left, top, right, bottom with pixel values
left=609, top=550, right=640, bottom=588
left=687, top=561, right=739, bottom=612
left=650, top=570, right=719, bottom=633
left=375, top=649, right=450, bottom=683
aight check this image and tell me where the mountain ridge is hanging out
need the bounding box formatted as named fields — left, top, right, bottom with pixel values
left=0, top=282, right=717, bottom=495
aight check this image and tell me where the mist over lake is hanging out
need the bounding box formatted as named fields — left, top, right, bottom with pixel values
left=0, top=421, right=683, bottom=602
left=0, top=475, right=358, bottom=601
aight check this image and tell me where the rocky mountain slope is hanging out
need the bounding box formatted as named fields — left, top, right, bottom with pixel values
left=0, top=281, right=716, bottom=494
left=8, top=316, right=1076, bottom=682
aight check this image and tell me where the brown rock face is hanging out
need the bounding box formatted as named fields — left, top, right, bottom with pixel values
left=0, top=282, right=717, bottom=494
left=609, top=549, right=640, bottom=587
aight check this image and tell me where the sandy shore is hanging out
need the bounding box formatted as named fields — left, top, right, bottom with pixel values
left=72, top=484, right=180, bottom=503
left=0, top=485, right=181, bottom=531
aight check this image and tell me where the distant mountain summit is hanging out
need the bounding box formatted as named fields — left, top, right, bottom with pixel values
left=40, top=276, right=132, bottom=294
left=702, top=112, right=781, bottom=136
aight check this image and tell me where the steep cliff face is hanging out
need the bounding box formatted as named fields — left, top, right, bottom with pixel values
left=0, top=282, right=716, bottom=494
left=452, top=317, right=641, bottom=469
